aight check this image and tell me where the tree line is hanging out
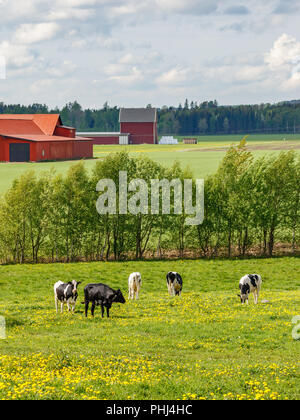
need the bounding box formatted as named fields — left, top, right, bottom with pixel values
left=0, top=145, right=299, bottom=264
left=2, top=99, right=300, bottom=135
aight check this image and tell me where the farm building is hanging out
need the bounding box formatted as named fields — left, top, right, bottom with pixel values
left=183, top=138, right=198, bottom=144
left=78, top=107, right=158, bottom=145
left=0, top=114, right=93, bottom=162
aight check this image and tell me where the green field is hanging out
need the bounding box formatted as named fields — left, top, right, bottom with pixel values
left=0, top=257, right=299, bottom=400
left=0, top=134, right=299, bottom=194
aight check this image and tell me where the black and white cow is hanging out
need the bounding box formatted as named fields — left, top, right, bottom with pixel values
left=83, top=283, right=126, bottom=318
left=128, top=272, right=142, bottom=300
left=238, top=274, right=262, bottom=304
left=166, top=272, right=183, bottom=296
left=54, top=280, right=81, bottom=313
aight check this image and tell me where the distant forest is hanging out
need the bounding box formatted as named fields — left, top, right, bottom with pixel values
left=1, top=99, right=300, bottom=135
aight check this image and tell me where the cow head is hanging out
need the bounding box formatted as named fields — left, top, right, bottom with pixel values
left=237, top=284, right=250, bottom=304
left=71, top=280, right=81, bottom=298
left=237, top=293, right=248, bottom=304
left=113, top=289, right=126, bottom=304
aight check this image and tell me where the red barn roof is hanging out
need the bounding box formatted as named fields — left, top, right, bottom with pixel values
left=119, top=108, right=157, bottom=123
left=1, top=134, right=91, bottom=142
left=0, top=114, right=61, bottom=135
left=0, top=114, right=89, bottom=142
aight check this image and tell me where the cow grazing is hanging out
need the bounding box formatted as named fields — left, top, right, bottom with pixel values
left=54, top=280, right=81, bottom=313
left=83, top=283, right=126, bottom=318
left=128, top=272, right=142, bottom=300
left=238, top=274, right=262, bottom=304
left=166, top=272, right=183, bottom=296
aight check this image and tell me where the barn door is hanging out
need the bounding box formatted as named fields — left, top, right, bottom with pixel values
left=9, top=143, right=30, bottom=162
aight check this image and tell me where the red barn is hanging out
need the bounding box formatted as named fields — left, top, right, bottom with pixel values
left=0, top=114, right=93, bottom=162
left=119, top=108, right=157, bottom=145
left=78, top=107, right=158, bottom=145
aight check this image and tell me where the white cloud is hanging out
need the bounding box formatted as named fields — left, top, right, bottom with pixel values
left=264, top=33, right=300, bottom=90
left=0, top=55, right=6, bottom=79
left=108, top=66, right=144, bottom=86
left=265, top=33, right=300, bottom=69
left=29, top=78, right=56, bottom=94
left=55, top=0, right=97, bottom=6
left=204, top=33, right=300, bottom=92
left=236, top=65, right=267, bottom=81
left=46, top=7, right=94, bottom=21
left=13, top=23, right=60, bottom=44
left=0, top=41, right=35, bottom=68
left=46, top=60, right=77, bottom=77
left=119, top=53, right=135, bottom=64
left=70, top=35, right=124, bottom=50
left=0, top=0, right=41, bottom=23
left=156, top=0, right=217, bottom=14
left=156, top=67, right=190, bottom=86
left=281, top=72, right=300, bottom=89
left=104, top=50, right=161, bottom=82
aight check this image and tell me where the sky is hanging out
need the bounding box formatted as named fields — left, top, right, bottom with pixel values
left=1, top=0, right=300, bottom=109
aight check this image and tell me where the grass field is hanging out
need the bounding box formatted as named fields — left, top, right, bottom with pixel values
left=0, top=257, right=299, bottom=400
left=0, top=134, right=300, bottom=194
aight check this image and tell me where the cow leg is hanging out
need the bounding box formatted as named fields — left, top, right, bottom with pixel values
left=91, top=302, right=96, bottom=317
left=256, top=287, right=260, bottom=304
left=85, top=301, right=89, bottom=317
left=55, top=297, right=58, bottom=313
left=106, top=306, right=110, bottom=318
left=167, top=283, right=171, bottom=295
left=67, top=301, right=71, bottom=312
left=60, top=301, right=64, bottom=313
left=253, top=290, right=256, bottom=304
left=100, top=304, right=104, bottom=318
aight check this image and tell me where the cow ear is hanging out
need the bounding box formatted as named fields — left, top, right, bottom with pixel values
left=237, top=294, right=241, bottom=298
left=77, top=281, right=81, bottom=285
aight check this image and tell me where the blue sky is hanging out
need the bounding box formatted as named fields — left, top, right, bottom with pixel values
left=1, top=0, right=300, bottom=108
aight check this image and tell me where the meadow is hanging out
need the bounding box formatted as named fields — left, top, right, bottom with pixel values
left=0, top=134, right=300, bottom=194
left=0, top=257, right=299, bottom=400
